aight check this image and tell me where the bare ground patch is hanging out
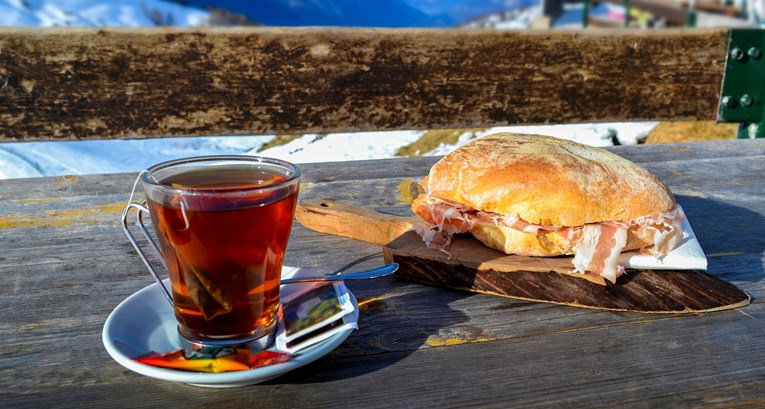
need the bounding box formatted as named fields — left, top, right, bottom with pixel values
left=644, top=121, right=737, bottom=144
left=396, top=128, right=487, bottom=157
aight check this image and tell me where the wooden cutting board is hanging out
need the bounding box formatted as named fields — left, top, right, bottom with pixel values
left=296, top=200, right=750, bottom=313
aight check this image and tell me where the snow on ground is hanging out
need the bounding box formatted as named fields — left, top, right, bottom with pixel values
left=460, top=5, right=541, bottom=29
left=0, top=0, right=209, bottom=27
left=252, top=131, right=425, bottom=163
left=0, top=122, right=659, bottom=179
left=0, top=136, right=269, bottom=179
left=256, top=121, right=659, bottom=167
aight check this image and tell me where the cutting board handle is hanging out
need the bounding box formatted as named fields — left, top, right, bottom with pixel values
left=295, top=199, right=426, bottom=245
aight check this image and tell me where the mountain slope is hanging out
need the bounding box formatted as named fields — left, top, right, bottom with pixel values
left=0, top=0, right=210, bottom=27
left=180, top=0, right=447, bottom=27
left=407, top=0, right=538, bottom=24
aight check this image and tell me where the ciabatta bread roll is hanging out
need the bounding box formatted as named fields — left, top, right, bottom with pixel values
left=411, top=133, right=685, bottom=284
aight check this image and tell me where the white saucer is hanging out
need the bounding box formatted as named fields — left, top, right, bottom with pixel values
left=102, top=266, right=359, bottom=388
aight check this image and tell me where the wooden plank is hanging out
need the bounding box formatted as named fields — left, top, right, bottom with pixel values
left=295, top=199, right=425, bottom=246
left=0, top=27, right=729, bottom=141
left=383, top=231, right=750, bottom=312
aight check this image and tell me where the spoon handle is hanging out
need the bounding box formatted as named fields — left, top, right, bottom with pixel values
left=280, top=263, right=399, bottom=284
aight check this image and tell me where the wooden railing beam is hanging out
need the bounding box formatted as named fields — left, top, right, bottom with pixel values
left=0, top=27, right=729, bottom=141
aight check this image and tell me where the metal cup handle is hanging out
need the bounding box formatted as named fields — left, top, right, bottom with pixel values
left=121, top=201, right=174, bottom=306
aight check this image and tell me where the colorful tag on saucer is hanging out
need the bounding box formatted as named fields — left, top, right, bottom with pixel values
left=135, top=348, right=293, bottom=373
left=133, top=279, right=355, bottom=372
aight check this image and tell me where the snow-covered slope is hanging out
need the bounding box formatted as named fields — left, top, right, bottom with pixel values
left=460, top=4, right=540, bottom=29
left=0, top=0, right=209, bottom=27
left=254, top=123, right=657, bottom=163
left=0, top=122, right=659, bottom=179
left=0, top=136, right=268, bottom=179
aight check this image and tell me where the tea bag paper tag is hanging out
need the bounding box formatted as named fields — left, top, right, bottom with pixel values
left=275, top=281, right=357, bottom=354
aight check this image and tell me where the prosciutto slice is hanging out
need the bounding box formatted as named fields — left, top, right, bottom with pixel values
left=571, top=223, right=628, bottom=284
left=414, top=196, right=685, bottom=284
left=415, top=200, right=477, bottom=251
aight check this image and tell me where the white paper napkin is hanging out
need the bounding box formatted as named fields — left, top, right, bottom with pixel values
left=618, top=209, right=708, bottom=270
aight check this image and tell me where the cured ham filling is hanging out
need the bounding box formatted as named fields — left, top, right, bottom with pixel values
left=415, top=196, right=686, bottom=284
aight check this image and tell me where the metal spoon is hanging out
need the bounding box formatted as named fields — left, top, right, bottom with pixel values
left=280, top=263, right=398, bottom=284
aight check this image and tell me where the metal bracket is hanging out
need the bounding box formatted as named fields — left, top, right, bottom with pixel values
left=718, top=29, right=765, bottom=138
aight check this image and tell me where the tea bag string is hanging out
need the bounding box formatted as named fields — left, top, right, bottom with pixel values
left=121, top=169, right=174, bottom=305
left=126, top=169, right=190, bottom=231
left=179, top=200, right=190, bottom=231
left=126, top=169, right=149, bottom=207
left=122, top=170, right=150, bottom=224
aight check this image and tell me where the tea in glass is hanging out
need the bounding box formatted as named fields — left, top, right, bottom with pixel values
left=139, top=156, right=301, bottom=347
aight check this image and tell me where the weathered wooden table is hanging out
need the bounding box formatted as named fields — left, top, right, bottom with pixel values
left=2, top=138, right=764, bottom=408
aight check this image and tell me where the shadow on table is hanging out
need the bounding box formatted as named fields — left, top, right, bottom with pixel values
left=676, top=195, right=764, bottom=285
left=269, top=278, right=471, bottom=384
left=268, top=194, right=763, bottom=384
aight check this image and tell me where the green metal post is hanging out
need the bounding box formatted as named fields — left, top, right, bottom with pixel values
left=686, top=9, right=697, bottom=28
left=623, top=0, right=630, bottom=27
left=737, top=123, right=765, bottom=138
left=583, top=0, right=590, bottom=28
left=717, top=29, right=765, bottom=139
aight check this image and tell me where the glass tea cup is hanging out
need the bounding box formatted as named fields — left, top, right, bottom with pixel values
left=121, top=156, right=301, bottom=352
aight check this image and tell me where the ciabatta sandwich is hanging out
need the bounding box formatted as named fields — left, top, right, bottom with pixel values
left=411, top=133, right=685, bottom=284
